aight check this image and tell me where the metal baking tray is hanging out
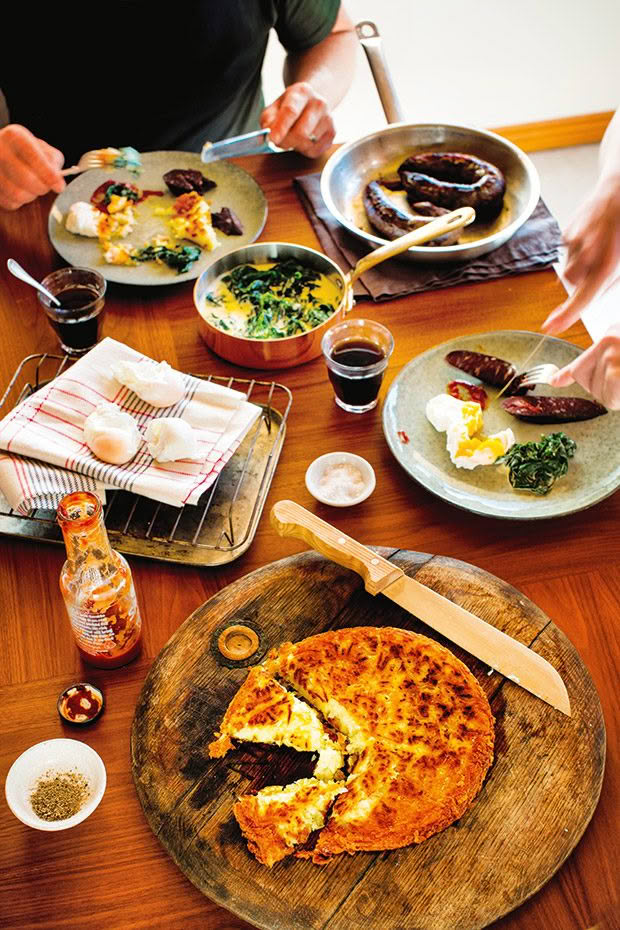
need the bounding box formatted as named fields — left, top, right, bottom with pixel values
left=0, top=353, right=291, bottom=566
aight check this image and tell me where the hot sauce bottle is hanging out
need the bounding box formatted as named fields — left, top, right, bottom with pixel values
left=57, top=492, right=142, bottom=668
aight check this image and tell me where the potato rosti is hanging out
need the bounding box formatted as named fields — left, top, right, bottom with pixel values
left=210, top=627, right=494, bottom=865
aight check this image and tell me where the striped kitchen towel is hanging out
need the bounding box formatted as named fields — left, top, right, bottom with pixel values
left=0, top=456, right=107, bottom=515
left=0, top=337, right=261, bottom=511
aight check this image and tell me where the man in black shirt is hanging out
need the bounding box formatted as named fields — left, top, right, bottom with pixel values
left=0, top=1, right=355, bottom=210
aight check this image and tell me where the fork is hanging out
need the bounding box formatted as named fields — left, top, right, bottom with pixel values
left=512, top=363, right=560, bottom=391
left=60, top=148, right=121, bottom=176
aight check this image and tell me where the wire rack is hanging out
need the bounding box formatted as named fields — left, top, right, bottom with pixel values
left=0, top=354, right=291, bottom=565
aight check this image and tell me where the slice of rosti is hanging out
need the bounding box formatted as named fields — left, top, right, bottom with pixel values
left=233, top=777, right=346, bottom=868
left=208, top=665, right=345, bottom=779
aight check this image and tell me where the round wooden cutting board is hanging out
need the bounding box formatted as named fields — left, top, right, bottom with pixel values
left=131, top=550, right=605, bottom=930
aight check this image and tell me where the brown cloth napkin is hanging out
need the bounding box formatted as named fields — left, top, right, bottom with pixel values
left=294, top=173, right=562, bottom=301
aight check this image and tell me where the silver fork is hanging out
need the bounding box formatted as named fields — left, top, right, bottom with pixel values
left=514, top=363, right=560, bottom=390
left=60, top=147, right=121, bottom=176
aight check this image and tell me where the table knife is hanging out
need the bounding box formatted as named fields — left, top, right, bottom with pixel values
left=201, top=128, right=277, bottom=163
left=270, top=500, right=571, bottom=716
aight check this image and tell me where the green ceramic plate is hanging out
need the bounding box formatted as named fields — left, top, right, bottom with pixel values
left=48, top=151, right=267, bottom=285
left=382, top=330, right=620, bottom=520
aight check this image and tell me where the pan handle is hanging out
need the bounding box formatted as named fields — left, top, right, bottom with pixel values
left=348, top=207, right=475, bottom=284
left=356, top=21, right=405, bottom=125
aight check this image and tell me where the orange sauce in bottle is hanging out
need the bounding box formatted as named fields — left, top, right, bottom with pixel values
left=57, top=492, right=142, bottom=668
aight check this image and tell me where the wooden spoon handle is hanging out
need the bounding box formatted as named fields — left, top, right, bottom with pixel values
left=349, top=206, right=475, bottom=285
left=270, top=499, right=403, bottom=595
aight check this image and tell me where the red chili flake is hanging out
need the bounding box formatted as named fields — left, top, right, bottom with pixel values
left=447, top=380, right=488, bottom=409
left=397, top=430, right=410, bottom=444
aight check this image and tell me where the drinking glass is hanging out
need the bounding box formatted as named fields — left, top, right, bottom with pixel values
left=321, top=319, right=394, bottom=413
left=37, top=267, right=106, bottom=356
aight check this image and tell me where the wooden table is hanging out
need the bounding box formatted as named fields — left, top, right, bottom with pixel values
left=0, top=151, right=616, bottom=930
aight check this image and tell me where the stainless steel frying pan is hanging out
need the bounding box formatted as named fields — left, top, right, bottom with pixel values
left=320, top=22, right=541, bottom=264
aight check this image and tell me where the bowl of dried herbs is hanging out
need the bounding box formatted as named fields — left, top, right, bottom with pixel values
left=5, top=738, right=106, bottom=830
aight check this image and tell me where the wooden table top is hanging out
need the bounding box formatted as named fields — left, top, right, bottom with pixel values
left=0, top=151, right=616, bottom=930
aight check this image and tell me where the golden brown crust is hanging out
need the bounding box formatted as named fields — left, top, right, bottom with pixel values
left=233, top=778, right=344, bottom=868
left=208, top=666, right=290, bottom=758
left=207, top=664, right=345, bottom=777
left=211, top=627, right=494, bottom=865
left=273, top=627, right=494, bottom=861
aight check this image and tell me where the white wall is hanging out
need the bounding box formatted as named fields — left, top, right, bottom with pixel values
left=263, top=0, right=620, bottom=141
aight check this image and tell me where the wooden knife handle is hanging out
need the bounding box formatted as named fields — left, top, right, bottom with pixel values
left=270, top=500, right=403, bottom=595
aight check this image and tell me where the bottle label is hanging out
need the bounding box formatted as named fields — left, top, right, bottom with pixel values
left=68, top=607, right=116, bottom=653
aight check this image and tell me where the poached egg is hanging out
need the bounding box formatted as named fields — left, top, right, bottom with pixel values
left=426, top=393, right=515, bottom=470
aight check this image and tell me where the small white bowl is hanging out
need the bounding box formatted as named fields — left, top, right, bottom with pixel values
left=305, top=452, right=376, bottom=507
left=5, top=738, right=106, bottom=831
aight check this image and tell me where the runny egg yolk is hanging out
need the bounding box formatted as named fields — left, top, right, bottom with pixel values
left=453, top=434, right=508, bottom=458
left=459, top=403, right=484, bottom=437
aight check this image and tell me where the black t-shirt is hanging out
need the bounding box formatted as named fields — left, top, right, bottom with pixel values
left=2, top=0, right=339, bottom=164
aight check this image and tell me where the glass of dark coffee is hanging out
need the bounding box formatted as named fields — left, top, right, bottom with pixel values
left=37, top=267, right=107, bottom=356
left=321, top=319, right=394, bottom=413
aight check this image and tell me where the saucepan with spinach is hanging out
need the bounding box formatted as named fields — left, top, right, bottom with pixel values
left=193, top=242, right=348, bottom=369
left=194, top=224, right=455, bottom=369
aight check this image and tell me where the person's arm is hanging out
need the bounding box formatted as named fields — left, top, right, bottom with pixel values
left=0, top=124, right=65, bottom=210
left=548, top=320, right=620, bottom=409
left=260, top=4, right=356, bottom=158
left=542, top=108, right=620, bottom=334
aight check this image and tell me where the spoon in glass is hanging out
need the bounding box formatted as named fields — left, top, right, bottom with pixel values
left=7, top=259, right=62, bottom=307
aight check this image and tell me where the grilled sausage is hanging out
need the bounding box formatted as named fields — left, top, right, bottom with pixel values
left=363, top=181, right=461, bottom=245
left=501, top=395, right=607, bottom=422
left=377, top=177, right=403, bottom=191
left=399, top=152, right=506, bottom=220
left=445, top=350, right=517, bottom=387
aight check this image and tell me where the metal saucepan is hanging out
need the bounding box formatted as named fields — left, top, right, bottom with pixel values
left=193, top=208, right=474, bottom=369
left=320, top=22, right=541, bottom=264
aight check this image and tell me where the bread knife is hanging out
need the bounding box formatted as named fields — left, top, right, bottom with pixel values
left=270, top=500, right=571, bottom=716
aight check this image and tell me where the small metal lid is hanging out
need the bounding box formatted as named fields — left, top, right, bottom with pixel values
left=57, top=683, right=104, bottom=726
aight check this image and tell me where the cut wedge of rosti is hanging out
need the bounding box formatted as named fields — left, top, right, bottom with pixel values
left=208, top=664, right=345, bottom=779
left=233, top=777, right=346, bottom=868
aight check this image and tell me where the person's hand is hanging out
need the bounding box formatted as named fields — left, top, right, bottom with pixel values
left=0, top=124, right=65, bottom=211
left=260, top=82, right=335, bottom=158
left=548, top=322, right=620, bottom=409
left=542, top=174, right=620, bottom=334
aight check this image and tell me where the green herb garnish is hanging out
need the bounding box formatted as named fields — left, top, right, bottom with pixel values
left=103, top=182, right=140, bottom=206
left=133, top=243, right=201, bottom=274
left=498, top=432, right=577, bottom=495
left=218, top=260, right=335, bottom=339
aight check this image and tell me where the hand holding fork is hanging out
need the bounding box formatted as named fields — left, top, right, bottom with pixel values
left=514, top=330, right=620, bottom=410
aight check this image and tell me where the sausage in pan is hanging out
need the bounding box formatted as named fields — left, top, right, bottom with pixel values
left=363, top=181, right=461, bottom=245
left=399, top=153, right=506, bottom=219
left=501, top=395, right=607, bottom=422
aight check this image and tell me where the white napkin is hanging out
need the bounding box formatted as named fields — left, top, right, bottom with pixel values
left=0, top=338, right=261, bottom=510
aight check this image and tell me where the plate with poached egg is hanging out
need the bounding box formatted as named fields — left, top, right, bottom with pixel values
left=382, top=330, right=620, bottom=519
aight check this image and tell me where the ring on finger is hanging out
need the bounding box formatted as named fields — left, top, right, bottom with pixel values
left=309, top=133, right=317, bottom=143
